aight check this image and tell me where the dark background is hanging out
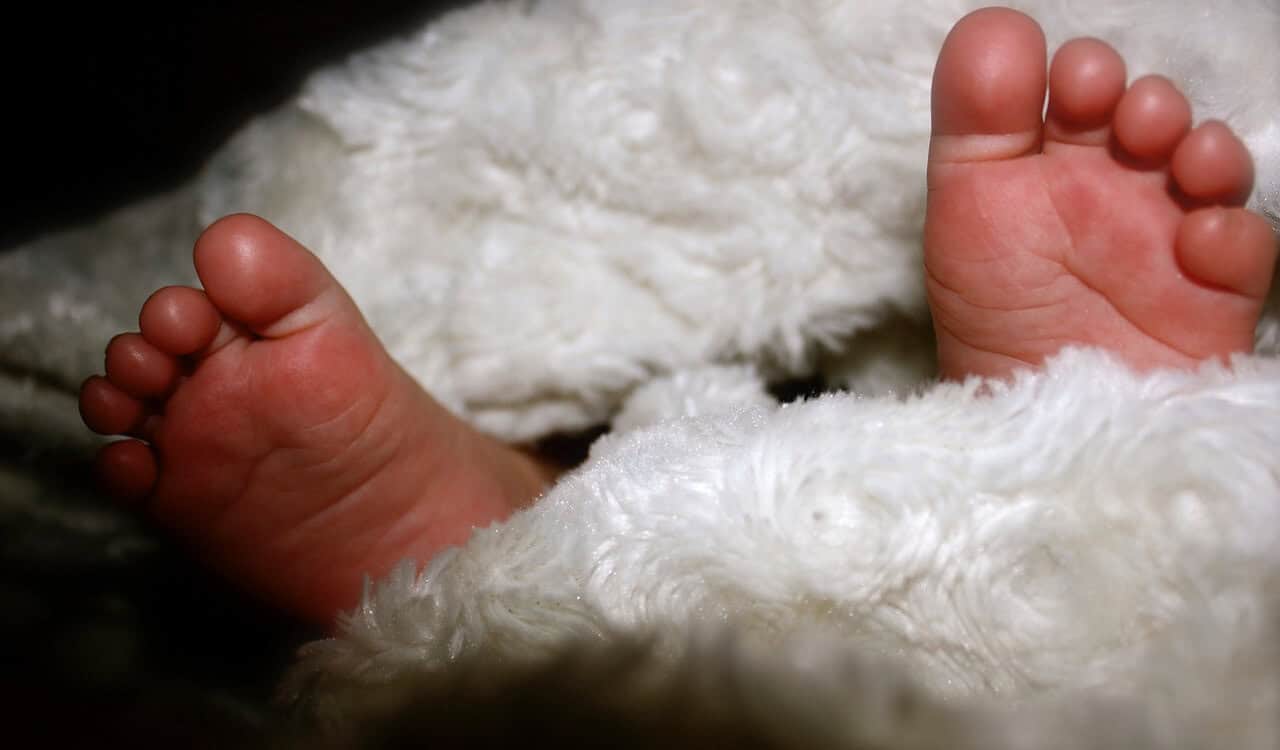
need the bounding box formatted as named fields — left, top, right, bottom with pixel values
left=1, top=2, right=474, bottom=744
left=2, top=1, right=474, bottom=250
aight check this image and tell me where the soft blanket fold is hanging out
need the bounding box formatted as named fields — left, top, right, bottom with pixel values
left=287, top=350, right=1280, bottom=746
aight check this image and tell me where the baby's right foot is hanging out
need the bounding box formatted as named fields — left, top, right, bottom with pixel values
left=79, top=214, right=557, bottom=625
left=925, top=8, right=1277, bottom=380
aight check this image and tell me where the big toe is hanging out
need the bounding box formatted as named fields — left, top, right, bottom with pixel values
left=193, top=214, right=366, bottom=338
left=930, top=7, right=1048, bottom=162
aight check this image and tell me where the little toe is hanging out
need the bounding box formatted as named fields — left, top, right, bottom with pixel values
left=80, top=375, right=146, bottom=435
left=1176, top=207, right=1278, bottom=299
left=1044, top=38, right=1126, bottom=147
left=930, top=7, right=1048, bottom=163
left=139, top=286, right=222, bottom=356
left=96, top=440, right=159, bottom=502
left=1171, top=121, right=1255, bottom=205
left=1113, top=75, right=1191, bottom=163
left=193, top=213, right=363, bottom=338
left=104, top=333, right=182, bottom=399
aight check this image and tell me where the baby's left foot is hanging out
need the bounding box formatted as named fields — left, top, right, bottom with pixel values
left=79, top=216, right=556, bottom=624
left=925, top=8, right=1277, bottom=380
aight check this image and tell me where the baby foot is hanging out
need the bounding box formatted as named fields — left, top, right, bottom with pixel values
left=79, top=215, right=557, bottom=625
left=925, top=7, right=1277, bottom=380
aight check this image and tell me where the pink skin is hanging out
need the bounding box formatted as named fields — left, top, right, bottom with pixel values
left=79, top=215, right=560, bottom=626
left=78, top=7, right=1277, bottom=628
left=925, top=8, right=1277, bottom=380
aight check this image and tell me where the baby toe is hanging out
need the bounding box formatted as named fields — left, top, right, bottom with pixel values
left=139, top=286, right=222, bottom=356
left=1171, top=121, right=1255, bottom=205
left=1113, top=75, right=1191, bottom=163
left=1176, top=206, right=1277, bottom=299
left=104, top=332, right=181, bottom=399
left=96, top=440, right=158, bottom=502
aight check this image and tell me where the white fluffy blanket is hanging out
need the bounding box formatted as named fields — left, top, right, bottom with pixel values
left=291, top=351, right=1280, bottom=746
left=11, top=0, right=1280, bottom=745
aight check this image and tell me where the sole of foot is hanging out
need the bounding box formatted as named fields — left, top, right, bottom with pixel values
left=924, top=7, right=1276, bottom=380
left=80, top=214, right=557, bottom=625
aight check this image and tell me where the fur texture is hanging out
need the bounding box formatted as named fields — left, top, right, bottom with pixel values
left=289, top=350, right=1280, bottom=746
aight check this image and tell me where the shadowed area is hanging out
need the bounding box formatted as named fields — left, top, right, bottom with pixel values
left=1, top=1, right=475, bottom=250
left=1, top=1, right=476, bottom=744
